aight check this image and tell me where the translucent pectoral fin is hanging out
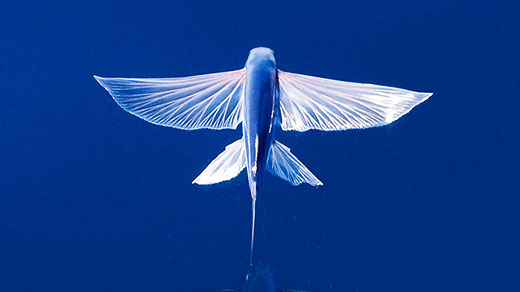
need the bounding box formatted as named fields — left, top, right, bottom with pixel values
left=94, top=69, right=245, bottom=130
left=277, top=70, right=432, bottom=131
left=193, top=139, right=246, bottom=185
left=267, top=141, right=323, bottom=186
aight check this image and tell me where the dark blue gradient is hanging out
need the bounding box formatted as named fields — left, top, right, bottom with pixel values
left=1, top=1, right=519, bottom=291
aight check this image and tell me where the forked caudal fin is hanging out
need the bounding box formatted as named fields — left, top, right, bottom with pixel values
left=192, top=139, right=321, bottom=266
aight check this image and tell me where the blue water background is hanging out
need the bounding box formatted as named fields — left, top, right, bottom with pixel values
left=1, top=1, right=519, bottom=291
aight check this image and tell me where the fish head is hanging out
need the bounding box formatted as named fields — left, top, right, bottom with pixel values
left=246, top=47, right=276, bottom=70
left=245, top=263, right=276, bottom=292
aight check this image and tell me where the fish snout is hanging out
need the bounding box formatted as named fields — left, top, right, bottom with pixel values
left=249, top=47, right=274, bottom=56
left=246, top=47, right=276, bottom=68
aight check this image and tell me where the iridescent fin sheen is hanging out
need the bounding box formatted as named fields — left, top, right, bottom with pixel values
left=267, top=140, right=322, bottom=186
left=94, top=69, right=245, bottom=130
left=277, top=70, right=432, bottom=131
left=193, top=139, right=246, bottom=185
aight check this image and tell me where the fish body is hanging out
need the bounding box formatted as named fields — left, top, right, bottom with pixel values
left=243, top=48, right=278, bottom=200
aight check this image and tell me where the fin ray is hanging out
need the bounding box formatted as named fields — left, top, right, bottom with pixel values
left=193, top=139, right=246, bottom=185
left=267, top=141, right=322, bottom=186
left=277, top=70, right=432, bottom=131
left=94, top=69, right=245, bottom=130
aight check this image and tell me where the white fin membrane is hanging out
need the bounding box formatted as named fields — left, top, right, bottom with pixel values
left=267, top=141, right=323, bottom=186
left=94, top=69, right=246, bottom=130
left=193, top=139, right=246, bottom=185
left=277, top=70, right=432, bottom=131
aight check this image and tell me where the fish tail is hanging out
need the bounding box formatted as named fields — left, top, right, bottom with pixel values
left=250, top=195, right=256, bottom=267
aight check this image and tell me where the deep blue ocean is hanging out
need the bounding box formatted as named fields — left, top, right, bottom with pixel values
left=2, top=1, right=519, bottom=291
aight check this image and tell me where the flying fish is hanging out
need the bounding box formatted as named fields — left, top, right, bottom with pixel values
left=95, top=47, right=432, bottom=265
